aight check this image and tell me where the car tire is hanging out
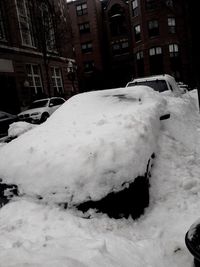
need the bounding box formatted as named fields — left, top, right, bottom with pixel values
left=40, top=113, right=49, bottom=123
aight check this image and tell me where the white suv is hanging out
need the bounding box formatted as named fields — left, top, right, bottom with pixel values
left=18, top=97, right=65, bottom=123
left=126, top=74, right=184, bottom=96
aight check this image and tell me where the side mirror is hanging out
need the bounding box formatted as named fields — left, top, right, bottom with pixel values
left=160, top=114, right=170, bottom=120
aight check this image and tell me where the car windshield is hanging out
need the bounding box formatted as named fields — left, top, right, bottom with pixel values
left=128, top=80, right=169, bottom=92
left=29, top=100, right=49, bottom=109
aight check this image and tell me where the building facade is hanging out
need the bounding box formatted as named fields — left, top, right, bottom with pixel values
left=68, top=0, right=104, bottom=92
left=68, top=0, right=193, bottom=90
left=0, top=0, right=77, bottom=114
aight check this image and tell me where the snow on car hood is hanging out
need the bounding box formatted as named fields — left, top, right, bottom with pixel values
left=0, top=86, right=167, bottom=205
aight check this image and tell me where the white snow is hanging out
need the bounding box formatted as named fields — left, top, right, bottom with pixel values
left=8, top=121, right=37, bottom=138
left=0, top=87, right=200, bottom=266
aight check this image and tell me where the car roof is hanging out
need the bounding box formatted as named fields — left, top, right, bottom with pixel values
left=128, top=74, right=175, bottom=83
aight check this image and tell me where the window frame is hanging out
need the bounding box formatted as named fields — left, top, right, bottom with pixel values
left=76, top=3, right=88, bottom=16
left=169, top=43, right=179, bottom=57
left=81, top=41, right=93, bottom=53
left=168, top=17, right=176, bottom=34
left=134, top=24, right=141, bottom=42
left=16, top=0, right=35, bottom=47
left=79, top=22, right=90, bottom=34
left=51, top=67, right=64, bottom=94
left=132, top=0, right=139, bottom=17
left=0, top=3, right=6, bottom=41
left=148, top=19, right=159, bottom=37
left=26, top=64, right=43, bottom=95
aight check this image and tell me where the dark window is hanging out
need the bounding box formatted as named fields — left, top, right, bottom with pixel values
left=149, top=47, right=163, bottom=74
left=112, top=41, right=129, bottom=56
left=79, top=22, right=90, bottom=34
left=129, top=80, right=168, bottom=92
left=136, top=51, right=144, bottom=77
left=134, top=24, right=141, bottom=42
left=168, top=17, right=176, bottom=33
left=81, top=42, right=93, bottom=53
left=109, top=4, right=127, bottom=37
left=76, top=3, right=87, bottom=16
left=84, top=61, right=94, bottom=73
left=145, top=0, right=157, bottom=10
left=49, top=98, right=65, bottom=106
left=132, top=0, right=139, bottom=17
left=0, top=3, right=6, bottom=40
left=169, top=44, right=181, bottom=79
left=148, top=20, right=159, bottom=37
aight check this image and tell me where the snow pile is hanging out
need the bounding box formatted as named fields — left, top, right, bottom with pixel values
left=0, top=89, right=200, bottom=266
left=0, top=86, right=166, bottom=205
left=8, top=121, right=37, bottom=138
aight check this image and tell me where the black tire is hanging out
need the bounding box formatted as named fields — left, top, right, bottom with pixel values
left=40, top=113, right=49, bottom=123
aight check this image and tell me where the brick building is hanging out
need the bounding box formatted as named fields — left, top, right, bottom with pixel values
left=68, top=0, right=104, bottom=92
left=68, top=0, right=193, bottom=90
left=0, top=0, right=77, bottom=114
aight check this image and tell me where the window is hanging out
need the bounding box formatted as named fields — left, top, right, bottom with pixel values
left=16, top=0, right=35, bottom=46
left=149, top=47, right=162, bottom=56
left=26, top=64, right=43, bottom=95
left=148, top=20, right=159, bottom=37
left=145, top=0, right=157, bottom=10
left=79, top=22, right=90, bottom=34
left=169, top=44, right=179, bottom=57
left=168, top=17, right=176, bottom=33
left=149, top=47, right=163, bottom=74
left=51, top=67, right=64, bottom=95
left=136, top=51, right=143, bottom=60
left=41, top=3, right=56, bottom=51
left=132, top=0, right=139, bottom=17
left=0, top=4, right=6, bottom=40
left=84, top=61, right=94, bottom=73
left=76, top=3, right=87, bottom=16
left=81, top=42, right=93, bottom=53
left=112, top=41, right=129, bottom=55
left=49, top=98, right=65, bottom=106
left=136, top=51, right=144, bottom=77
left=134, top=24, right=141, bottom=42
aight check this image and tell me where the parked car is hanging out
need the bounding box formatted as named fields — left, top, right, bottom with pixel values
left=0, top=111, right=18, bottom=138
left=0, top=86, right=170, bottom=219
left=18, top=97, right=65, bottom=124
left=126, top=74, right=184, bottom=96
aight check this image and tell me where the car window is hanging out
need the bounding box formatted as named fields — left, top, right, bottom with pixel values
left=128, top=80, right=169, bottom=92
left=29, top=100, right=49, bottom=109
left=50, top=98, right=65, bottom=106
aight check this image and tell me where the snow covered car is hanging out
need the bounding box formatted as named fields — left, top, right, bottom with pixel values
left=18, top=97, right=65, bottom=123
left=0, top=86, right=169, bottom=219
left=126, top=74, right=183, bottom=96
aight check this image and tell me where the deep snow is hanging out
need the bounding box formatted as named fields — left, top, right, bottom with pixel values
left=0, top=88, right=200, bottom=266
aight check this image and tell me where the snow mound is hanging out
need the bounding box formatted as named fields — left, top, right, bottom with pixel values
left=0, top=86, right=166, bottom=205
